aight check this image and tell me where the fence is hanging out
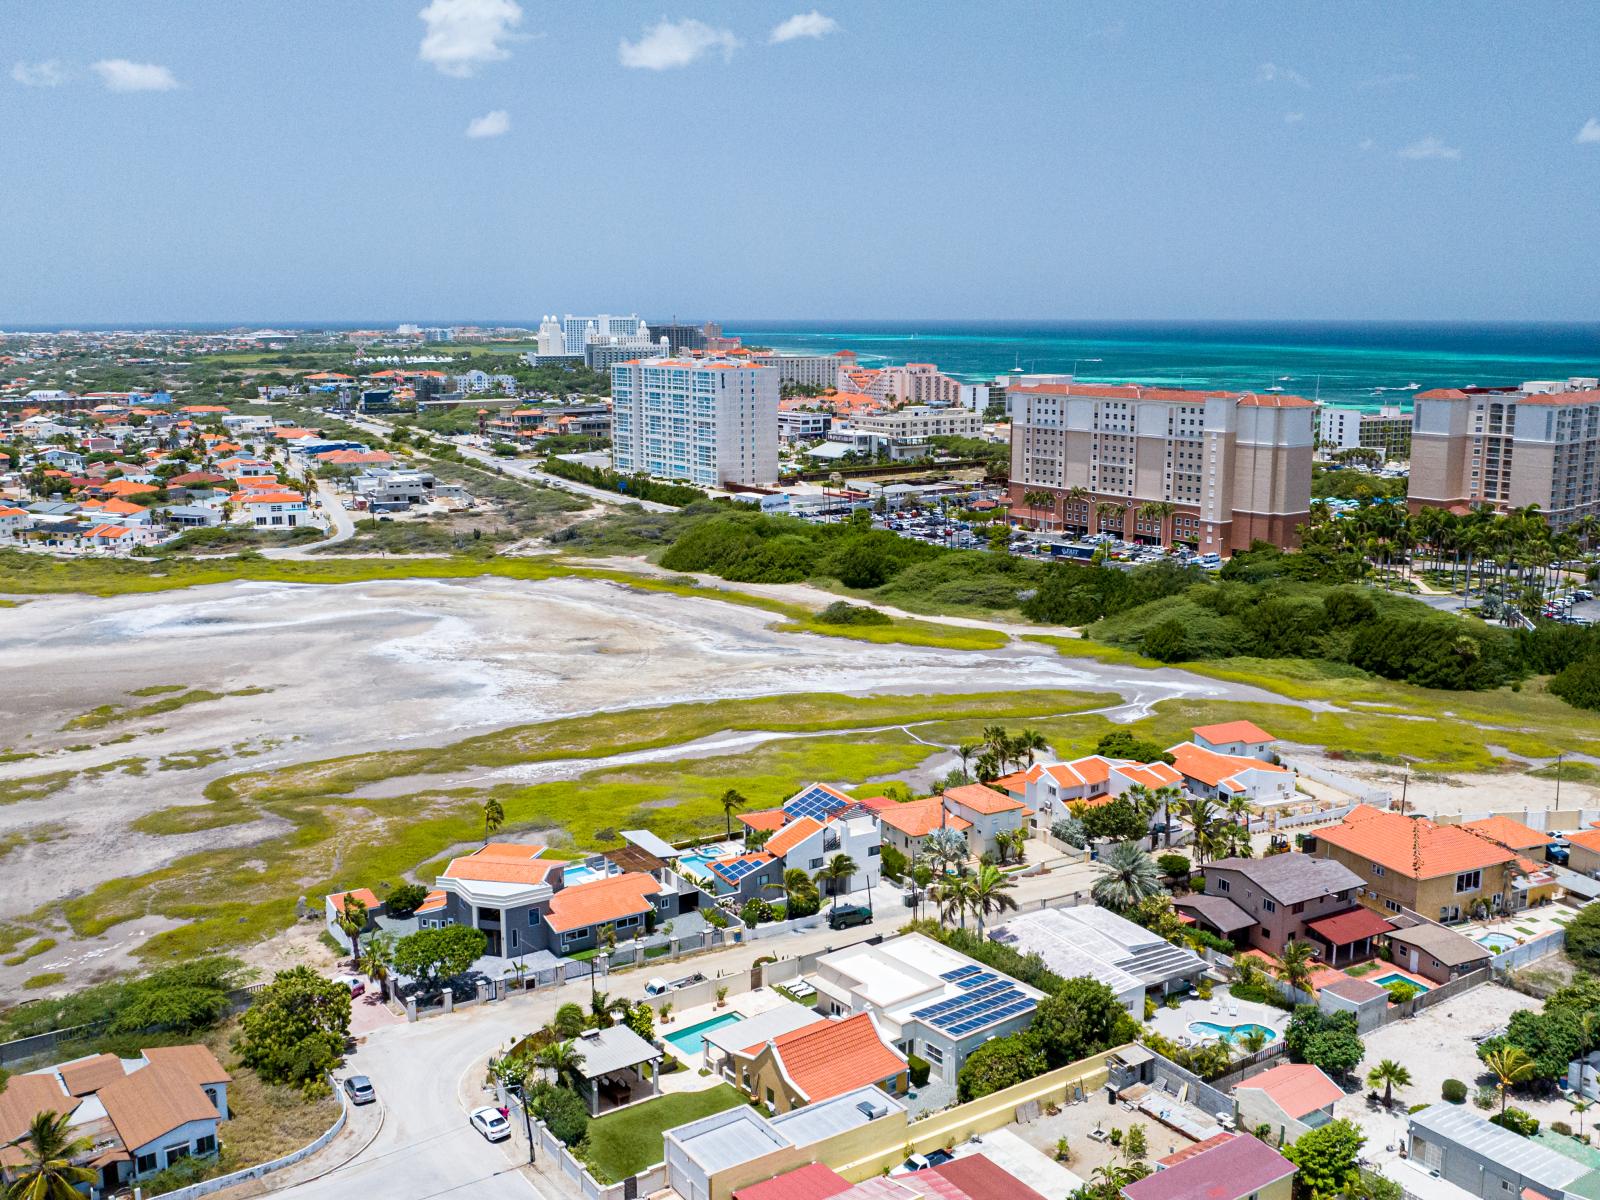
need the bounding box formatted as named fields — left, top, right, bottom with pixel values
left=156, top=1075, right=349, bottom=1200
left=1280, top=756, right=1392, bottom=806
left=1489, top=928, right=1565, bottom=971
left=0, top=985, right=268, bottom=1069
left=1146, top=1048, right=1240, bottom=1114
left=513, top=1096, right=668, bottom=1200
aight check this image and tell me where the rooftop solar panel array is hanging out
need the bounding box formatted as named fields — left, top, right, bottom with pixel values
left=784, top=784, right=849, bottom=821
left=712, top=856, right=765, bottom=883
left=911, top=976, right=1036, bottom=1035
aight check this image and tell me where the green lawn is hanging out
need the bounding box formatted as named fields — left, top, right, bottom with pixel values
left=581, top=1084, right=747, bottom=1182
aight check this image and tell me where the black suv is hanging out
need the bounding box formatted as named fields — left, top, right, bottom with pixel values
left=827, top=905, right=873, bottom=930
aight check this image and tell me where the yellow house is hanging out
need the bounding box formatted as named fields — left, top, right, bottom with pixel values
left=1313, top=806, right=1522, bottom=923
left=740, top=1012, right=908, bottom=1115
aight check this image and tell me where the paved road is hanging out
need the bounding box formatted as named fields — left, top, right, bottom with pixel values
left=260, top=480, right=358, bottom=560
left=276, top=859, right=1099, bottom=1200
left=335, top=412, right=674, bottom=514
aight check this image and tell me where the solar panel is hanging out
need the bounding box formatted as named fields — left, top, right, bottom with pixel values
left=925, top=986, right=1037, bottom=1033
left=783, top=784, right=848, bottom=822
left=940, top=966, right=981, bottom=982
left=955, top=972, right=999, bottom=991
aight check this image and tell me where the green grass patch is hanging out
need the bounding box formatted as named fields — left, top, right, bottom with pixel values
left=22, top=972, right=65, bottom=989
left=580, top=1084, right=747, bottom=1182
left=1024, top=633, right=1165, bottom=669
left=63, top=687, right=271, bottom=731
left=129, top=684, right=189, bottom=698
left=1345, top=962, right=1380, bottom=977
left=0, top=770, right=75, bottom=806
left=1530, top=761, right=1600, bottom=784
left=159, top=748, right=230, bottom=771
left=5, top=937, right=57, bottom=966
left=0, top=750, right=40, bottom=765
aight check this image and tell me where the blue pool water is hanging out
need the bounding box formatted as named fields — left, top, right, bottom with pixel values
left=1374, top=973, right=1431, bottom=992
left=563, top=862, right=605, bottom=886
left=1187, top=1021, right=1278, bottom=1044
left=664, top=1013, right=743, bottom=1056
left=676, top=844, right=740, bottom=879
left=1475, top=933, right=1517, bottom=952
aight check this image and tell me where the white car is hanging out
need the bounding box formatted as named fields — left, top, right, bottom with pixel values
left=470, top=1107, right=512, bottom=1143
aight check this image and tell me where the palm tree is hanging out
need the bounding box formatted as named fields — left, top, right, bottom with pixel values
left=1367, top=1059, right=1412, bottom=1110
left=1484, top=1045, right=1536, bottom=1114
left=767, top=867, right=819, bottom=916
left=1277, top=939, right=1317, bottom=997
left=719, top=789, right=749, bottom=839
left=969, top=864, right=1019, bottom=938
left=483, top=797, right=505, bottom=843
left=955, top=742, right=981, bottom=784
left=1178, top=794, right=1219, bottom=865
left=335, top=893, right=368, bottom=971
left=1015, top=729, right=1049, bottom=767
left=535, top=1039, right=586, bottom=1090
left=359, top=932, right=395, bottom=996
left=924, top=825, right=969, bottom=874
left=1239, top=1027, right=1270, bottom=1054
left=588, top=990, right=629, bottom=1029
left=1154, top=786, right=1185, bottom=847
left=1571, top=1098, right=1592, bottom=1139
left=1091, top=841, right=1166, bottom=912
left=814, top=853, right=859, bottom=910
left=1123, top=785, right=1160, bottom=844
left=1138, top=500, right=1176, bottom=547
left=5, top=1110, right=96, bottom=1200
left=933, top=872, right=975, bottom=930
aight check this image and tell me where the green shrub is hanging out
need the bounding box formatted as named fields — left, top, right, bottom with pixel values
left=384, top=882, right=430, bottom=917
left=1442, top=1079, right=1467, bottom=1104
left=540, top=1085, right=590, bottom=1146
left=814, top=601, right=892, bottom=626
left=1552, top=1121, right=1573, bottom=1137
left=907, top=1054, right=930, bottom=1087
left=1490, top=1108, right=1539, bottom=1137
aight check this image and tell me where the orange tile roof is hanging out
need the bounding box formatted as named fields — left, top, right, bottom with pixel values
left=0, top=1073, right=78, bottom=1144
left=85, top=524, right=134, bottom=538
left=944, top=783, right=1026, bottom=815
left=875, top=797, right=972, bottom=838
left=95, top=478, right=153, bottom=496
left=1318, top=805, right=1516, bottom=880
left=545, top=872, right=659, bottom=933
left=443, top=849, right=560, bottom=886
left=95, top=498, right=147, bottom=516
left=1235, top=1062, right=1342, bottom=1118
left=1462, top=815, right=1554, bottom=852
left=475, top=842, right=549, bottom=861
left=1169, top=742, right=1286, bottom=789
left=59, top=1054, right=126, bottom=1097
left=415, top=889, right=447, bottom=913
left=329, top=888, right=380, bottom=914
left=1045, top=757, right=1112, bottom=788
left=765, top=816, right=824, bottom=858
left=991, top=768, right=1037, bottom=795
left=1566, top=828, right=1600, bottom=853
left=99, top=1063, right=220, bottom=1153
left=738, top=809, right=790, bottom=832
left=1117, top=761, right=1184, bottom=788
left=1192, top=720, right=1274, bottom=745
left=767, top=1013, right=907, bottom=1103
left=141, top=1044, right=231, bottom=1088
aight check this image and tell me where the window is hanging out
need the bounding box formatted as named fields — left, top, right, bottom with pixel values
left=1383, top=899, right=1401, bottom=913
left=1371, top=863, right=1386, bottom=877
left=809, top=857, right=823, bottom=869
left=1292, top=902, right=1304, bottom=914
left=1215, top=878, right=1229, bottom=893
left=195, top=1135, right=217, bottom=1156
left=136, top=1153, right=158, bottom=1175
left=510, top=929, right=519, bottom=949
left=1455, top=870, right=1482, bottom=893
left=1261, top=899, right=1276, bottom=914
left=868, top=845, right=880, bottom=857
left=923, top=1044, right=944, bottom=1065
left=165, top=1145, right=190, bottom=1165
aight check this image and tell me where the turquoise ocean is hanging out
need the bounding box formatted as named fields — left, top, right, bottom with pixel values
left=724, top=321, right=1600, bottom=412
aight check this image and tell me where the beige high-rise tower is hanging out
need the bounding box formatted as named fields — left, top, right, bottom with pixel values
left=1007, top=382, right=1314, bottom=555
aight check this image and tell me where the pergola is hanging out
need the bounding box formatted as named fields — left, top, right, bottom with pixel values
left=571, top=1025, right=664, bottom=1116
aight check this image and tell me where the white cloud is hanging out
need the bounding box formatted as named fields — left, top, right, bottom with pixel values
left=1577, top=118, right=1600, bottom=145
left=1257, top=62, right=1308, bottom=88
left=419, top=0, right=523, bottom=77
left=1397, top=135, right=1461, bottom=161
left=769, top=11, right=837, bottom=44
left=1284, top=111, right=1304, bottom=124
left=11, top=59, right=66, bottom=87
left=619, top=18, right=739, bottom=70
left=90, top=59, right=179, bottom=92
left=466, top=109, right=510, bottom=138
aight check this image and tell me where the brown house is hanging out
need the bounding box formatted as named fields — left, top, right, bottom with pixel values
left=1191, top=854, right=1388, bottom=964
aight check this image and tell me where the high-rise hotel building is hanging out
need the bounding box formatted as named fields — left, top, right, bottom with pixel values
left=611, top=357, right=779, bottom=488
left=1409, top=377, right=1600, bottom=528
left=1007, top=382, right=1314, bottom=554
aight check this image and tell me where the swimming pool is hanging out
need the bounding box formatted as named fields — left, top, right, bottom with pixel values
left=1475, top=933, right=1517, bottom=952
left=1187, top=1021, right=1278, bottom=1044
left=675, top=843, right=741, bottom=880
left=1374, top=973, right=1431, bottom=992
left=663, top=1013, right=743, bottom=1056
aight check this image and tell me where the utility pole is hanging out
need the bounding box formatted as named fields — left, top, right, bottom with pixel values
left=512, top=1082, right=537, bottom=1165
left=1555, top=752, right=1563, bottom=810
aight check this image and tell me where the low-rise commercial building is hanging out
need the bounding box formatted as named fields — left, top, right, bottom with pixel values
left=1407, top=1102, right=1600, bottom=1200
left=988, top=905, right=1206, bottom=1012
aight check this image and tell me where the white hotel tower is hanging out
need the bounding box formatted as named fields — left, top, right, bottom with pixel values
left=611, top=357, right=779, bottom=488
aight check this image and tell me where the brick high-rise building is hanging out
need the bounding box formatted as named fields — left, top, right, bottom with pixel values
left=1409, top=378, right=1600, bottom=528
left=1007, top=382, right=1314, bottom=554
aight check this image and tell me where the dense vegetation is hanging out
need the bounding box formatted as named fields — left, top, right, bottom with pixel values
left=1311, top=466, right=1407, bottom=501
left=541, top=456, right=707, bottom=506
left=0, top=957, right=244, bottom=1041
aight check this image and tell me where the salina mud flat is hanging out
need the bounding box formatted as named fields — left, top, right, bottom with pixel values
left=0, top=574, right=1281, bottom=929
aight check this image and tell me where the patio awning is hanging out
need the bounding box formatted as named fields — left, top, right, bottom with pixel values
left=620, top=829, right=679, bottom=859
left=1306, top=907, right=1394, bottom=944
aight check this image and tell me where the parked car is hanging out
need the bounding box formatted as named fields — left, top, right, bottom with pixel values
left=827, top=904, right=873, bottom=930
left=470, top=1107, right=512, bottom=1142
left=334, top=975, right=365, bottom=998
left=344, top=1075, right=376, bottom=1105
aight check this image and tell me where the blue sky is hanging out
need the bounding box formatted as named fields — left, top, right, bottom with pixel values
left=3, top=1, right=1597, bottom=326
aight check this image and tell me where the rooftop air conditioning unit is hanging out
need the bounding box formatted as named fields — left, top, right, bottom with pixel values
left=856, top=1100, right=889, bottom=1120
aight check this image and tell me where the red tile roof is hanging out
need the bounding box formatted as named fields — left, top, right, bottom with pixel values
left=1235, top=1062, right=1342, bottom=1119
left=767, top=1013, right=907, bottom=1103
left=930, top=1155, right=1050, bottom=1200
left=944, top=783, right=1026, bottom=815
left=735, top=1164, right=852, bottom=1200
left=1123, top=1129, right=1295, bottom=1200
left=765, top=816, right=824, bottom=858
left=1192, top=720, right=1274, bottom=745
left=329, top=888, right=380, bottom=914
left=1318, top=805, right=1516, bottom=880
left=1305, top=907, right=1394, bottom=945
left=1462, top=816, right=1554, bottom=852
left=875, top=797, right=972, bottom=838
left=1158, top=1131, right=1238, bottom=1167
left=738, top=809, right=790, bottom=832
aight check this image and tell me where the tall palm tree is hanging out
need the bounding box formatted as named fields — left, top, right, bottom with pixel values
left=1015, top=729, right=1049, bottom=767
left=359, top=931, right=395, bottom=996
left=588, top=990, right=630, bottom=1029
left=535, top=1039, right=586, bottom=1090
left=1178, top=794, right=1219, bottom=865
left=1277, top=939, right=1317, bottom=997
left=719, top=789, right=749, bottom=839
left=814, top=853, right=859, bottom=911
left=1090, top=842, right=1165, bottom=912
left=5, top=1110, right=96, bottom=1200
left=1484, top=1045, right=1536, bottom=1114
left=933, top=872, right=975, bottom=930
left=767, top=867, right=819, bottom=916
left=1572, top=1098, right=1592, bottom=1139
left=1367, top=1059, right=1413, bottom=1110
left=1154, top=786, right=1185, bottom=847
left=969, top=864, right=1019, bottom=939
left=1123, top=785, right=1159, bottom=843
left=483, top=797, right=505, bottom=843
left=1138, top=500, right=1176, bottom=547
left=334, top=893, right=368, bottom=972
left=955, top=742, right=981, bottom=784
